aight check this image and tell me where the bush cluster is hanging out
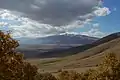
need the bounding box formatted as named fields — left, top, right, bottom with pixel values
left=57, top=53, right=120, bottom=80
left=0, top=31, right=38, bottom=80
left=1, top=30, right=120, bottom=80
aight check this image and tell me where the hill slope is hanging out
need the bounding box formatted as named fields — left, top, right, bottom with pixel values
left=36, top=32, right=120, bottom=58
left=27, top=32, right=120, bottom=72
left=17, top=34, right=98, bottom=58
left=30, top=38, right=120, bottom=72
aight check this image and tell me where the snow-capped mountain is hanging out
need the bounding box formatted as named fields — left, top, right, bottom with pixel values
left=16, top=34, right=99, bottom=58
left=17, top=34, right=99, bottom=45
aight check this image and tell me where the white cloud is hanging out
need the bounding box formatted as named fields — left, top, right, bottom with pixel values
left=93, top=23, right=100, bottom=28
left=60, top=32, right=80, bottom=35
left=0, top=22, right=8, bottom=27
left=0, top=10, right=19, bottom=21
left=80, top=24, right=106, bottom=38
left=59, top=28, right=106, bottom=38
left=60, top=23, right=107, bottom=38
left=81, top=28, right=105, bottom=38
left=0, top=9, right=94, bottom=38
left=0, top=0, right=111, bottom=38
left=94, top=7, right=111, bottom=16
left=0, top=0, right=100, bottom=26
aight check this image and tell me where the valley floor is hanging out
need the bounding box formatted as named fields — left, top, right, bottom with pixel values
left=27, top=57, right=97, bottom=74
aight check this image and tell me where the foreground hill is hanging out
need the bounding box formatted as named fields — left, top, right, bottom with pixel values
left=27, top=32, right=120, bottom=72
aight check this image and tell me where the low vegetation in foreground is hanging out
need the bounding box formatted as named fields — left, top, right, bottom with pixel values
left=1, top=30, right=120, bottom=80
left=36, top=53, right=120, bottom=80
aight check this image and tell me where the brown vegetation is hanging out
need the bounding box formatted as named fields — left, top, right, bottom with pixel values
left=36, top=53, right=120, bottom=80
left=0, top=31, right=38, bottom=80
left=1, top=30, right=120, bottom=80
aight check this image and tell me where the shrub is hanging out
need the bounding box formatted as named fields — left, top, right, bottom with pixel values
left=80, top=69, right=98, bottom=80
left=35, top=72, right=57, bottom=80
left=81, top=53, right=120, bottom=80
left=57, top=69, right=62, bottom=72
left=58, top=70, right=81, bottom=80
left=1, top=30, right=120, bottom=80
left=57, top=53, right=120, bottom=80
left=96, top=53, right=120, bottom=80
left=0, top=31, right=38, bottom=80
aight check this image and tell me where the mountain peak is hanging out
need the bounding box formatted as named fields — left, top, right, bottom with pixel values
left=18, top=34, right=98, bottom=45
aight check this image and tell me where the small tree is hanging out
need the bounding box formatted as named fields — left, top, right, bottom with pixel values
left=77, top=53, right=120, bottom=80
left=0, top=31, right=38, bottom=80
left=97, top=53, right=120, bottom=80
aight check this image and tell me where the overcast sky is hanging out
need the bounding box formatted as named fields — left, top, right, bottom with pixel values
left=0, top=0, right=117, bottom=38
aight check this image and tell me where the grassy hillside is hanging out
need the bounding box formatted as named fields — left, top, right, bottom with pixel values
left=27, top=37, right=120, bottom=73
left=36, top=32, right=120, bottom=58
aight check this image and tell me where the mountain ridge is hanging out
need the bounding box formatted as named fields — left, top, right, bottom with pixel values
left=27, top=32, right=120, bottom=72
left=17, top=34, right=98, bottom=45
left=36, top=32, right=120, bottom=58
left=17, top=32, right=120, bottom=58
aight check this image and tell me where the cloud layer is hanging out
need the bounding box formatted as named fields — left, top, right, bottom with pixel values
left=0, top=0, right=110, bottom=38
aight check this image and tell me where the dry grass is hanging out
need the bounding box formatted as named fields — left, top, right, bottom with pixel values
left=35, top=53, right=120, bottom=80
left=27, top=38, right=120, bottom=74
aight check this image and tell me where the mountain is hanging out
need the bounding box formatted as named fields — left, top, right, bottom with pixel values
left=17, top=32, right=120, bottom=58
left=16, top=34, right=98, bottom=58
left=36, top=32, right=120, bottom=58
left=27, top=32, right=120, bottom=72
left=18, top=34, right=98, bottom=45
left=52, top=35, right=120, bottom=69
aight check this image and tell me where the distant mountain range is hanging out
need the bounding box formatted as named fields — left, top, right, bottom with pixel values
left=16, top=34, right=98, bottom=58
left=43, top=32, right=120, bottom=69
left=25, top=32, right=120, bottom=58
left=37, top=32, right=120, bottom=58
left=17, top=34, right=98, bottom=45
left=26, top=32, right=120, bottom=72
left=17, top=32, right=120, bottom=58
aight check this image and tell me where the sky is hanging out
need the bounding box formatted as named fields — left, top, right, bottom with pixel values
left=97, top=0, right=120, bottom=33
left=0, top=0, right=119, bottom=38
left=94, top=0, right=120, bottom=35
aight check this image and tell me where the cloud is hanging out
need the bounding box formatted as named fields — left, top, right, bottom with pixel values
left=60, top=28, right=106, bottom=38
left=61, top=23, right=107, bottom=38
left=0, top=9, right=86, bottom=38
left=0, top=0, right=99, bottom=26
left=81, top=28, right=105, bottom=38
left=0, top=0, right=110, bottom=38
left=80, top=23, right=106, bottom=38
left=0, top=22, right=8, bottom=27
left=94, top=7, right=111, bottom=16
left=93, top=23, right=100, bottom=28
